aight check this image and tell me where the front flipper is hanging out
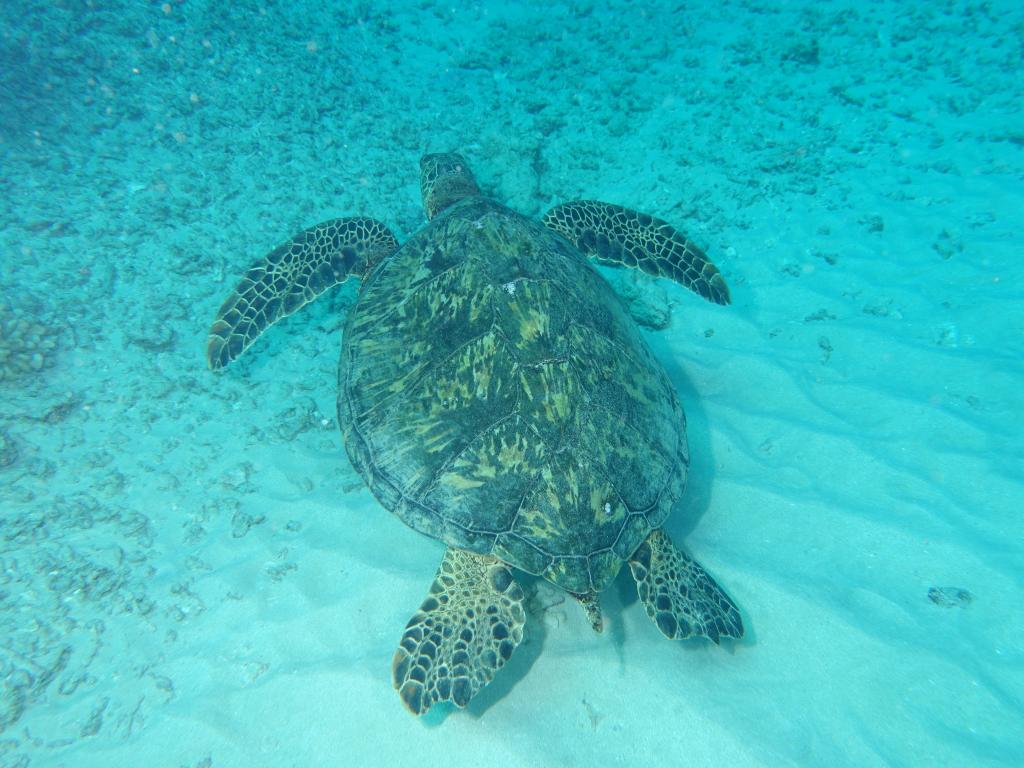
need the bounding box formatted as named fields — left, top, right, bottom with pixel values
left=206, top=217, right=398, bottom=369
left=628, top=528, right=743, bottom=644
left=542, top=200, right=730, bottom=305
left=392, top=548, right=526, bottom=716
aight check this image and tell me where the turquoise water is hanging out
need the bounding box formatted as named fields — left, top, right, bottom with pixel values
left=2, top=1, right=1022, bottom=766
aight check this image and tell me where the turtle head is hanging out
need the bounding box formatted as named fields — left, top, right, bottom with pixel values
left=420, top=153, right=480, bottom=220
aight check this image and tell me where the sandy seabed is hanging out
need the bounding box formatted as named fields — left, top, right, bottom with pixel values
left=1, top=1, right=1022, bottom=766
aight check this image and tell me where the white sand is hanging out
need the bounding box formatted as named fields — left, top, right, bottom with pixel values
left=2, top=1, right=1022, bottom=766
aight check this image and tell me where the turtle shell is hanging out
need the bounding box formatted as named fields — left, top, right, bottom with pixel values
left=337, top=197, right=688, bottom=594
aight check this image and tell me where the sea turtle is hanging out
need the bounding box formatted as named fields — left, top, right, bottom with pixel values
left=206, top=153, right=744, bottom=716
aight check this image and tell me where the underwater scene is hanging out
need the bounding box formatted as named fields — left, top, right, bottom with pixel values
left=1, top=0, right=1022, bottom=766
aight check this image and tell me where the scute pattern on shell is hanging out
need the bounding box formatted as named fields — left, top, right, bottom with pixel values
left=338, top=198, right=689, bottom=594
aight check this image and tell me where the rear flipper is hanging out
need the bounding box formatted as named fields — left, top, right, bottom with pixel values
left=541, top=200, right=730, bottom=305
left=628, top=528, right=743, bottom=644
left=206, top=217, right=398, bottom=369
left=392, top=548, right=526, bottom=716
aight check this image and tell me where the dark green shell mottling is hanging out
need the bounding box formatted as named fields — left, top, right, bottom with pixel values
left=338, top=198, right=688, bottom=594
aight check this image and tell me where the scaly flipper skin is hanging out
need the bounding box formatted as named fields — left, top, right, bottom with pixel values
left=392, top=548, right=526, bottom=716
left=628, top=528, right=743, bottom=643
left=206, top=217, right=398, bottom=369
left=541, top=200, right=731, bottom=305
